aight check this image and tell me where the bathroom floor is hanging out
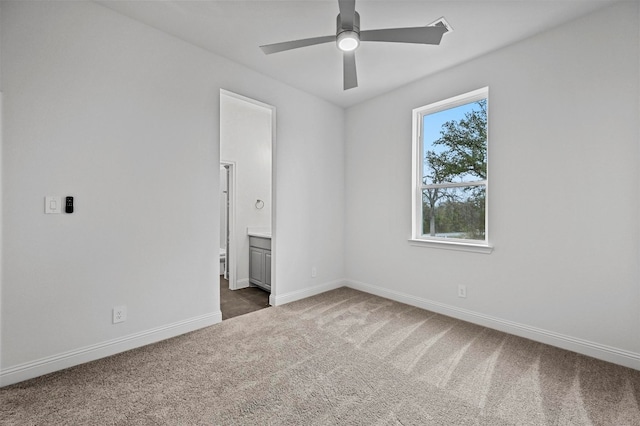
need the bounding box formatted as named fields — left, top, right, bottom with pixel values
left=220, top=276, right=270, bottom=320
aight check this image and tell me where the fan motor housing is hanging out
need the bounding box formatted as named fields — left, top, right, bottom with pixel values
left=337, top=11, right=360, bottom=34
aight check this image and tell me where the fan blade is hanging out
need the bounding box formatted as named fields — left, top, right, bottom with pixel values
left=338, top=0, right=356, bottom=30
left=360, top=25, right=448, bottom=45
left=343, top=51, right=358, bottom=90
left=260, top=35, right=335, bottom=54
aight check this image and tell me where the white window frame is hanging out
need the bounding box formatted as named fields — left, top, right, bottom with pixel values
left=410, top=87, right=493, bottom=254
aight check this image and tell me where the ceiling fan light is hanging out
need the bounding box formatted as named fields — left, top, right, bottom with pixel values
left=337, top=31, right=360, bottom=52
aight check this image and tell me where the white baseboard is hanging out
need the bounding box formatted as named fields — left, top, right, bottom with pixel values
left=0, top=311, right=222, bottom=387
left=234, top=278, right=250, bottom=290
left=271, top=279, right=345, bottom=306
left=345, top=279, right=640, bottom=371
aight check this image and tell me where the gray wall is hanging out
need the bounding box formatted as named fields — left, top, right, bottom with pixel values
left=345, top=2, right=640, bottom=366
left=0, top=0, right=345, bottom=384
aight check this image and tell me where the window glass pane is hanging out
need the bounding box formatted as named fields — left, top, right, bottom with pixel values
left=422, top=99, right=487, bottom=185
left=422, top=186, right=486, bottom=240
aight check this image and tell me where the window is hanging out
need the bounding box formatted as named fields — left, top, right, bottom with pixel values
left=411, top=87, right=490, bottom=252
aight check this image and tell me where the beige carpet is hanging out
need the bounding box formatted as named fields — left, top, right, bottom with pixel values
left=2, top=287, right=639, bottom=425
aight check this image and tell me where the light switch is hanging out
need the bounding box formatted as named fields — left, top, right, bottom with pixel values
left=45, top=196, right=62, bottom=214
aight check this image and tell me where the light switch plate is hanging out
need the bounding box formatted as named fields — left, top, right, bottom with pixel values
left=45, top=196, right=62, bottom=214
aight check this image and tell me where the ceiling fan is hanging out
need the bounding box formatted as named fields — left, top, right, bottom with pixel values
left=259, top=0, right=449, bottom=91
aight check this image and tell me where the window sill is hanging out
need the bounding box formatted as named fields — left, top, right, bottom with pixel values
left=408, top=238, right=494, bottom=254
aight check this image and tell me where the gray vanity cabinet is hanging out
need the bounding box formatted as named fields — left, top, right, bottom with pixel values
left=249, top=236, right=271, bottom=292
left=264, top=252, right=271, bottom=288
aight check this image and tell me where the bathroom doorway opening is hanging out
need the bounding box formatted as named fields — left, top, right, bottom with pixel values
left=219, top=90, right=276, bottom=319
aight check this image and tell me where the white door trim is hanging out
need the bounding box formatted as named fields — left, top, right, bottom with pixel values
left=220, top=161, right=237, bottom=290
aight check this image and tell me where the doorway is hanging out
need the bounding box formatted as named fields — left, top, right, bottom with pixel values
left=219, top=90, right=276, bottom=319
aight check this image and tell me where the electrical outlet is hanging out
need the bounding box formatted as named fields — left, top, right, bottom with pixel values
left=311, top=267, right=317, bottom=278
left=113, top=305, right=127, bottom=324
left=458, top=285, right=467, bottom=298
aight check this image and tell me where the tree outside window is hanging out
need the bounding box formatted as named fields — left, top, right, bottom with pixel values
left=418, top=89, right=488, bottom=243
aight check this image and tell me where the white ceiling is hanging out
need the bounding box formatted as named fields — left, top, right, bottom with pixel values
left=97, top=0, right=618, bottom=108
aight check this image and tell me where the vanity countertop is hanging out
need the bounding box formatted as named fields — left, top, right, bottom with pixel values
left=247, top=229, right=271, bottom=239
